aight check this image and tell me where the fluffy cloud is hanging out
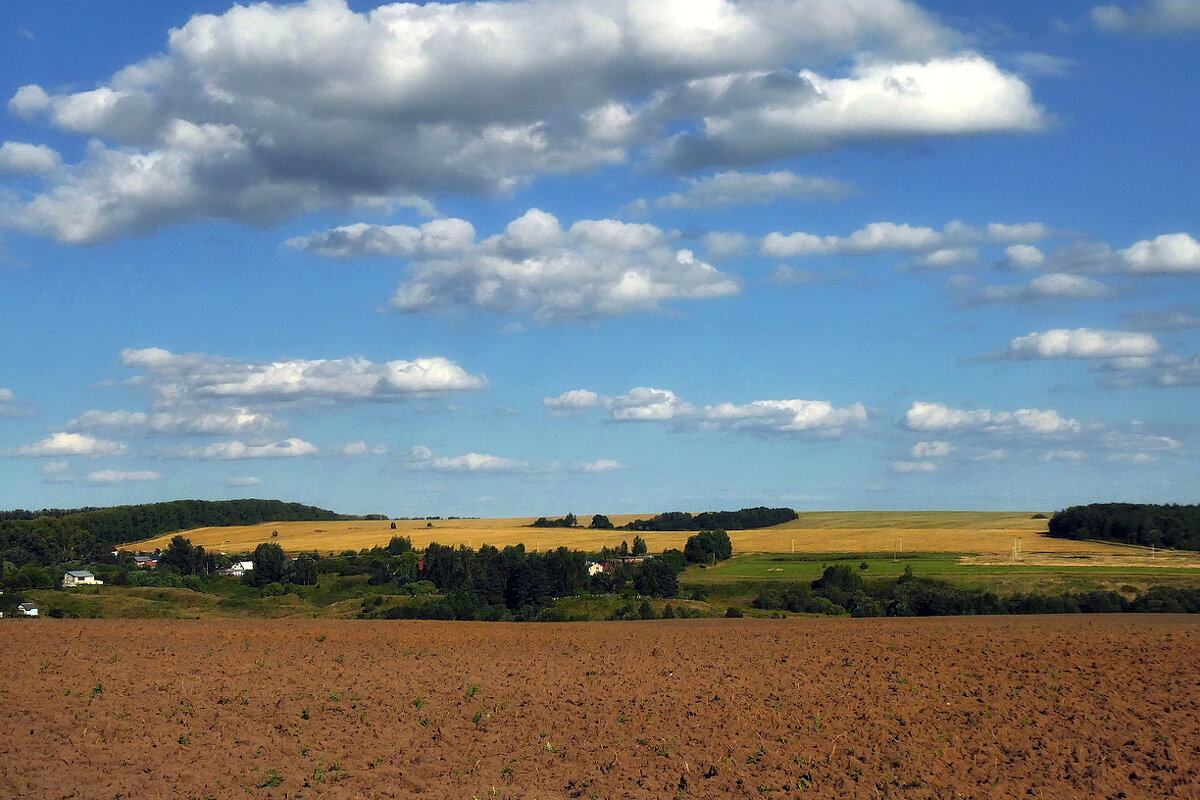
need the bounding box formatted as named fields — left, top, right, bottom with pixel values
left=657, top=55, right=1043, bottom=170
left=892, top=460, right=937, bottom=473
left=85, top=469, right=162, bottom=484
left=226, top=476, right=262, bottom=487
left=904, top=402, right=1085, bottom=436
left=1098, top=353, right=1200, bottom=388
left=404, top=445, right=621, bottom=474
left=1032, top=233, right=1200, bottom=275
left=1153, top=355, right=1200, bottom=386
left=645, top=170, right=852, bottom=211
left=1093, top=1, right=1200, bottom=33
left=428, top=453, right=530, bottom=473
left=1002, top=244, right=1047, bottom=270
left=543, top=389, right=608, bottom=416
left=175, top=438, right=318, bottom=459
left=340, top=441, right=388, bottom=457
left=121, top=347, right=485, bottom=407
left=950, top=273, right=1117, bottom=305
left=763, top=219, right=1050, bottom=258
left=911, top=440, right=952, bottom=457
left=66, top=408, right=277, bottom=436
left=702, top=232, right=750, bottom=261
left=3, top=0, right=1042, bottom=243
left=578, top=459, right=623, bottom=473
left=0, top=388, right=36, bottom=418
left=769, top=265, right=852, bottom=285
left=1001, top=328, right=1160, bottom=360
left=12, top=432, right=126, bottom=457
left=0, top=141, right=60, bottom=175
left=1117, top=233, right=1200, bottom=273
left=295, top=209, right=739, bottom=322
left=1124, top=306, right=1200, bottom=330
left=545, top=387, right=868, bottom=436
left=1011, top=52, right=1077, bottom=77
left=901, top=401, right=1181, bottom=467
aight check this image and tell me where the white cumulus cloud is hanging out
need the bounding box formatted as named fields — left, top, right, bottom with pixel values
left=0, top=141, right=61, bottom=175
left=85, top=469, right=162, bottom=484
left=901, top=401, right=1180, bottom=466
left=547, top=386, right=868, bottom=436
left=175, top=438, right=318, bottom=460
left=226, top=476, right=262, bottom=487
left=66, top=408, right=278, bottom=436
left=953, top=273, right=1117, bottom=305
left=912, top=440, right=952, bottom=457
left=340, top=441, right=388, bottom=457
left=658, top=55, right=1044, bottom=170
left=1033, top=233, right=1200, bottom=275
left=1002, top=328, right=1160, bottom=360
left=121, top=347, right=485, bottom=406
left=904, top=402, right=1084, bottom=435
left=1093, top=0, right=1200, bottom=33
left=648, top=170, right=852, bottom=210
left=319, top=209, right=739, bottom=322
left=13, top=432, right=126, bottom=457
left=2, top=0, right=1043, bottom=243
left=892, top=460, right=937, bottom=473
left=763, top=219, right=1050, bottom=258
left=543, top=389, right=609, bottom=416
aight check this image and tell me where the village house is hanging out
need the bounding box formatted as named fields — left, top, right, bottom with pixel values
left=586, top=561, right=605, bottom=576
left=133, top=555, right=158, bottom=569
left=17, top=602, right=38, bottom=617
left=62, top=570, right=103, bottom=588
left=217, top=560, right=255, bottom=578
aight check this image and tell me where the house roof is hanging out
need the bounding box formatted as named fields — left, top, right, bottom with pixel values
left=65, top=570, right=94, bottom=578
left=18, top=602, right=37, bottom=610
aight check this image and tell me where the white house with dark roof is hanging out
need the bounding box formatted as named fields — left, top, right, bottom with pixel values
left=62, top=570, right=103, bottom=588
left=17, top=602, right=38, bottom=617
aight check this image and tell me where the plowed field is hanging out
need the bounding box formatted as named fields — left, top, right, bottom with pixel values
left=3, top=616, right=1198, bottom=800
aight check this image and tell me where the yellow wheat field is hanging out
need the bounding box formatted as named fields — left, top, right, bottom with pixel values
left=125, top=511, right=1145, bottom=558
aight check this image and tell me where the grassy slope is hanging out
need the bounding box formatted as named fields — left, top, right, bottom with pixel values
left=683, top=552, right=1200, bottom=599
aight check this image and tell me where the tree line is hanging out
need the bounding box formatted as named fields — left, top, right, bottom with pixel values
left=752, top=563, right=1200, bottom=617
left=0, top=499, right=357, bottom=567
left=529, top=507, right=797, bottom=532
left=1048, top=503, right=1200, bottom=551
left=623, top=507, right=797, bottom=531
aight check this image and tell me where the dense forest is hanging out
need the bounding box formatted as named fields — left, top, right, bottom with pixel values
left=623, top=507, right=798, bottom=531
left=1048, top=503, right=1200, bottom=551
left=0, top=499, right=355, bottom=567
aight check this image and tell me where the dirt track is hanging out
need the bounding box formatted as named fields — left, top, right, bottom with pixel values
left=3, top=616, right=1199, bottom=799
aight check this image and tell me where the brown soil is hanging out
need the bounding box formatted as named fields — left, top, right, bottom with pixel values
left=2, top=616, right=1198, bottom=800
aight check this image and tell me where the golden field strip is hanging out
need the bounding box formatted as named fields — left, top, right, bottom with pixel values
left=126, top=510, right=1170, bottom=561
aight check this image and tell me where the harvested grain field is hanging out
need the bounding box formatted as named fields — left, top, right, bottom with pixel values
left=3, top=616, right=1198, bottom=799
left=128, top=511, right=1140, bottom=559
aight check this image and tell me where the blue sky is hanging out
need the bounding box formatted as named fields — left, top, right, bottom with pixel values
left=1, top=0, right=1198, bottom=516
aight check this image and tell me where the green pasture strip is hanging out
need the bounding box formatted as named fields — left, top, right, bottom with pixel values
left=681, top=552, right=1200, bottom=598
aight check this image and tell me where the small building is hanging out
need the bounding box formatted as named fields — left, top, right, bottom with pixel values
left=17, top=602, right=39, bottom=617
left=62, top=570, right=103, bottom=588
left=133, top=555, right=158, bottom=569
left=586, top=561, right=605, bottom=576
left=218, top=561, right=255, bottom=578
